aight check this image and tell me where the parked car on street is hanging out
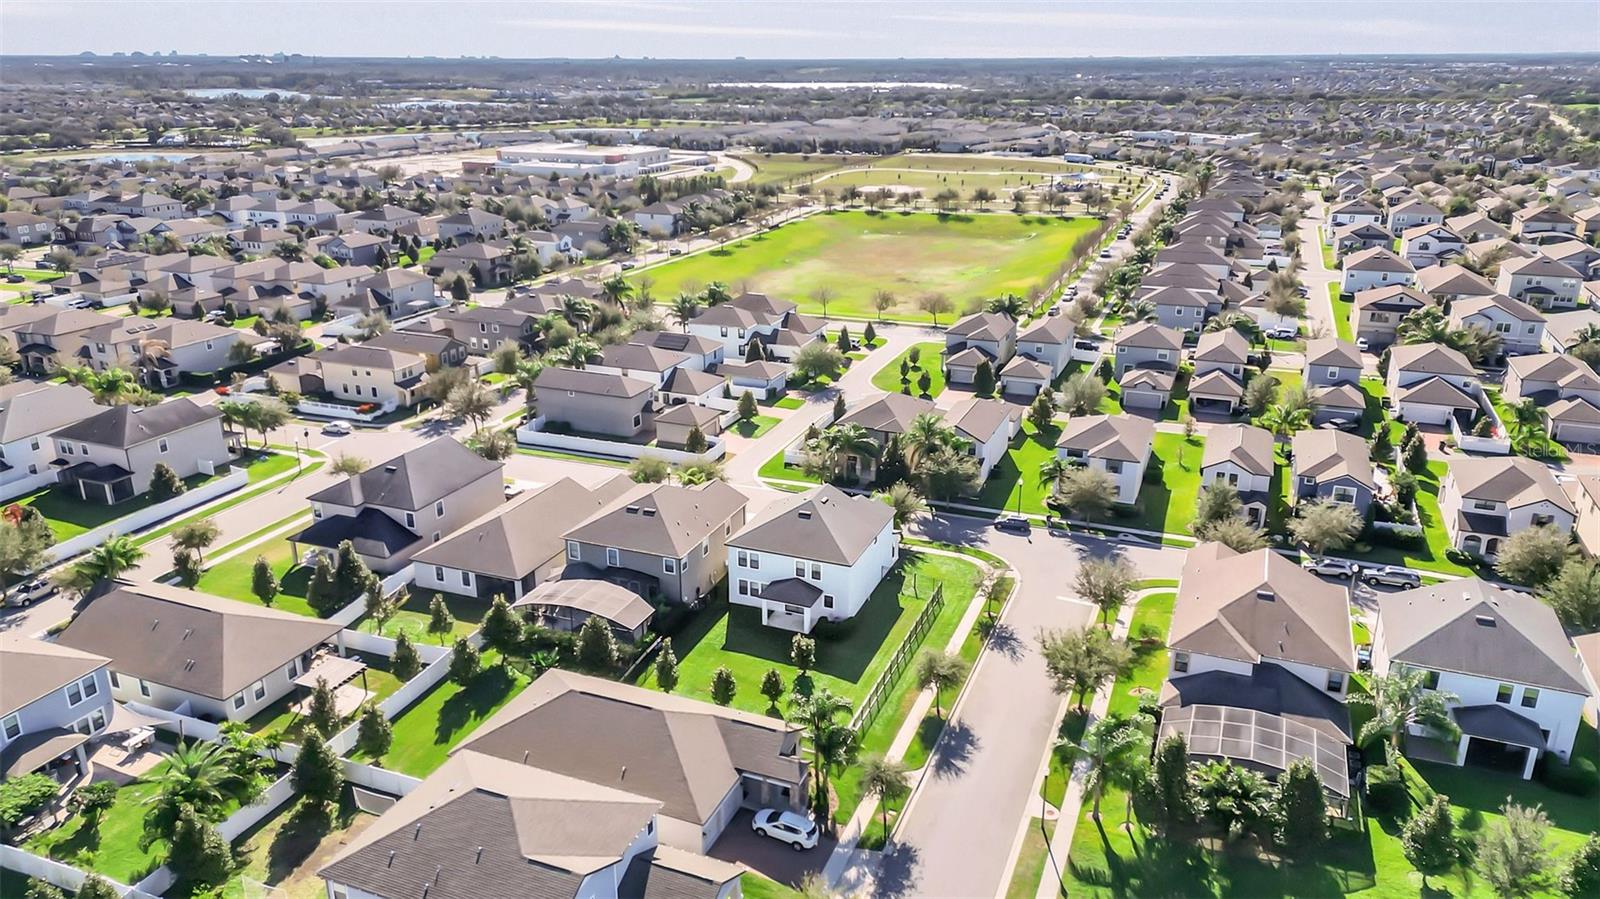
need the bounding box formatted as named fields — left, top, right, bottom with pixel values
left=752, top=809, right=819, bottom=851
left=994, top=515, right=1032, bottom=534
left=5, top=578, right=56, bottom=607
left=321, top=421, right=353, bottom=436
left=1362, top=566, right=1421, bottom=589
left=1301, top=557, right=1360, bottom=579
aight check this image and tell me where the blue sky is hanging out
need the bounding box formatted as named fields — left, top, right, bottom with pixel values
left=5, top=1, right=1597, bottom=58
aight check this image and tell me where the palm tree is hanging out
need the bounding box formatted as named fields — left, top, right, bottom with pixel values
left=902, top=412, right=959, bottom=472
left=601, top=274, right=633, bottom=306
left=790, top=688, right=857, bottom=820
left=670, top=294, right=700, bottom=332
left=877, top=481, right=927, bottom=529
left=65, top=535, right=146, bottom=593
left=145, top=740, right=236, bottom=824
left=512, top=356, right=544, bottom=413
left=1397, top=306, right=1452, bottom=346
left=1352, top=669, right=1459, bottom=760
left=1038, top=456, right=1076, bottom=497
left=1054, top=714, right=1151, bottom=820
left=562, top=296, right=597, bottom=333
left=1503, top=399, right=1550, bottom=456
left=986, top=293, right=1027, bottom=319
left=858, top=755, right=910, bottom=838
left=1205, top=312, right=1263, bottom=344
left=807, top=424, right=879, bottom=483
left=549, top=338, right=598, bottom=370
left=1260, top=401, right=1311, bottom=444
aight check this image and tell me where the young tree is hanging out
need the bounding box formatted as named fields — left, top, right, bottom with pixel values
left=1147, top=734, right=1199, bottom=834
left=1058, top=371, right=1108, bottom=415
left=863, top=321, right=877, bottom=345
left=172, top=518, right=220, bottom=567
left=1193, top=483, right=1243, bottom=530
left=836, top=326, right=851, bottom=353
left=1054, top=467, right=1119, bottom=522
left=1353, top=668, right=1460, bottom=758
left=149, top=462, right=186, bottom=500
left=305, top=678, right=341, bottom=737
left=629, top=456, right=671, bottom=484
left=305, top=554, right=340, bottom=617
left=575, top=615, right=620, bottom=672
left=0, top=512, right=54, bottom=595
left=1543, top=557, right=1600, bottom=632
left=1038, top=627, right=1132, bottom=711
left=1243, top=375, right=1278, bottom=416
left=683, top=426, right=709, bottom=454
left=1055, top=713, right=1151, bottom=820
left=1477, top=801, right=1553, bottom=898
left=1073, top=556, right=1139, bottom=627
left=391, top=630, right=422, bottom=681
left=760, top=668, right=786, bottom=709
left=832, top=392, right=846, bottom=423
left=448, top=636, right=481, bottom=685
left=914, top=651, right=969, bottom=719
left=1028, top=391, right=1055, bottom=432
left=916, top=292, right=955, bottom=326
left=859, top=754, right=910, bottom=837
left=877, top=481, right=927, bottom=529
left=1403, top=436, right=1429, bottom=474
left=480, top=595, right=524, bottom=663
left=791, top=635, right=816, bottom=675
left=1274, top=757, right=1328, bottom=857
left=737, top=390, right=759, bottom=421
left=1562, top=834, right=1600, bottom=898
left=356, top=703, right=392, bottom=760
left=653, top=639, right=680, bottom=693
left=450, top=273, right=471, bottom=303
left=291, top=731, right=344, bottom=812
left=1495, top=524, right=1574, bottom=587
left=171, top=548, right=202, bottom=587
left=70, top=780, right=119, bottom=831
left=1401, top=793, right=1459, bottom=890
left=250, top=555, right=278, bottom=607
left=710, top=666, right=737, bottom=706
left=1290, top=500, right=1363, bottom=554
left=168, top=806, right=233, bottom=886
left=973, top=359, right=996, bottom=397
left=1195, top=516, right=1269, bottom=552
left=792, top=342, right=845, bottom=384
left=427, top=595, right=455, bottom=644
left=790, top=688, right=858, bottom=819
left=332, top=541, right=370, bottom=609
left=363, top=577, right=398, bottom=635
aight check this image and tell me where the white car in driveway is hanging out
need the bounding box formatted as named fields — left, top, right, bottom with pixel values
left=752, top=808, right=819, bottom=851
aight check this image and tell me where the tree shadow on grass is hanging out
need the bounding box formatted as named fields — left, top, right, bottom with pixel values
left=433, top=665, right=518, bottom=746
left=263, top=801, right=336, bottom=884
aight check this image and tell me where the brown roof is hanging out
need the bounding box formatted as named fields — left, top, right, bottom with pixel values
left=0, top=635, right=109, bottom=718
left=1054, top=414, right=1154, bottom=462
left=565, top=481, right=747, bottom=559
left=1200, top=424, right=1273, bottom=476
left=56, top=582, right=342, bottom=701
left=728, top=484, right=893, bottom=566
left=837, top=393, right=937, bottom=435
left=1304, top=338, right=1361, bottom=369
left=1291, top=430, right=1376, bottom=490
left=1170, top=543, right=1357, bottom=672
left=412, top=476, right=630, bottom=581
left=1446, top=457, right=1575, bottom=514
left=456, top=670, right=805, bottom=825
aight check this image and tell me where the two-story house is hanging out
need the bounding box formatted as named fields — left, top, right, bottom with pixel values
left=1111, top=320, right=1183, bottom=378
left=1372, top=579, right=1591, bottom=779
left=1386, top=199, right=1444, bottom=234
left=833, top=393, right=936, bottom=484
left=1341, top=247, right=1417, bottom=295
left=438, top=208, right=507, bottom=243
left=57, top=581, right=344, bottom=724
left=0, top=635, right=114, bottom=787
left=432, top=304, right=538, bottom=354
left=534, top=367, right=656, bottom=439
left=1144, top=286, right=1212, bottom=331
left=1504, top=353, right=1600, bottom=445
left=1291, top=429, right=1377, bottom=517
left=1510, top=205, right=1578, bottom=240
left=1303, top=338, right=1362, bottom=388
left=946, top=396, right=1021, bottom=482
left=364, top=327, right=469, bottom=371
left=1353, top=285, right=1431, bottom=349
left=1415, top=263, right=1496, bottom=305
left=726, top=485, right=898, bottom=633
left=51, top=398, right=231, bottom=504
left=1198, top=424, right=1274, bottom=526
left=563, top=480, right=748, bottom=606
left=1440, top=456, right=1576, bottom=560
left=314, top=344, right=428, bottom=410
left=1386, top=342, right=1481, bottom=425
left=8, top=308, right=121, bottom=375
left=0, top=211, right=54, bottom=246
left=1496, top=256, right=1583, bottom=311
left=1398, top=224, right=1465, bottom=268
left=0, top=382, right=101, bottom=501
left=83, top=318, right=248, bottom=388
left=1159, top=542, right=1358, bottom=810
left=1186, top=327, right=1251, bottom=414
left=1054, top=414, right=1155, bottom=505
left=293, top=437, right=505, bottom=573
left=943, top=312, right=1019, bottom=388
left=1447, top=293, right=1546, bottom=360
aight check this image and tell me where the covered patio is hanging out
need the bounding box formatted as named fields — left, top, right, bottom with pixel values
left=1447, top=704, right=1547, bottom=780
left=55, top=461, right=136, bottom=505
left=756, top=578, right=827, bottom=634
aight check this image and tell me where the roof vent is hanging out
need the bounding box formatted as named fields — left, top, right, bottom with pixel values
left=182, top=628, right=193, bottom=640
left=625, top=505, right=639, bottom=515
left=475, top=846, right=484, bottom=864
left=183, top=659, right=196, bottom=671
left=1475, top=615, right=1497, bottom=627
left=1256, top=589, right=1276, bottom=602
left=797, top=510, right=813, bottom=520
left=387, top=850, right=396, bottom=868
left=151, top=618, right=160, bottom=630
left=620, top=765, right=628, bottom=781
left=383, top=465, right=398, bottom=473
left=642, top=508, right=656, bottom=518
left=413, top=822, right=423, bottom=840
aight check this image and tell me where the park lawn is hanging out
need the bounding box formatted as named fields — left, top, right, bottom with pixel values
left=731, top=415, right=780, bottom=439
left=205, top=793, right=376, bottom=899
left=1006, top=820, right=1058, bottom=899
left=636, top=551, right=982, bottom=717
left=1125, top=433, right=1204, bottom=535
left=734, top=152, right=853, bottom=187
left=974, top=419, right=1059, bottom=516
left=631, top=211, right=1098, bottom=321
left=355, top=649, right=530, bottom=777
left=817, top=167, right=1060, bottom=196
left=870, top=341, right=946, bottom=397
left=1328, top=283, right=1355, bottom=342
left=246, top=650, right=405, bottom=740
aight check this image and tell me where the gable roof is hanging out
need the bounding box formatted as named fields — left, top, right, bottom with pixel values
left=1451, top=292, right=1545, bottom=324
left=1344, top=246, right=1415, bottom=273
left=945, top=396, right=1019, bottom=444
left=0, top=382, right=101, bottom=443
left=728, top=484, right=892, bottom=566
left=1200, top=424, right=1273, bottom=476
left=455, top=669, right=804, bottom=825
left=565, top=480, right=747, bottom=559
left=1389, top=342, right=1476, bottom=378
left=0, top=635, right=109, bottom=718
left=1378, top=579, right=1587, bottom=694
left=56, top=581, right=342, bottom=701
left=1194, top=328, right=1249, bottom=364
left=412, top=476, right=630, bottom=581
left=534, top=366, right=653, bottom=399
left=947, top=311, right=1016, bottom=342
left=1170, top=543, right=1357, bottom=672
left=1114, top=320, right=1183, bottom=351
left=51, top=397, right=220, bottom=448
left=1304, top=337, right=1361, bottom=369
left=308, top=437, right=502, bottom=510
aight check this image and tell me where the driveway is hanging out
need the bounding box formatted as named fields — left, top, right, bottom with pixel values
left=867, top=515, right=1186, bottom=899
left=710, top=809, right=836, bottom=887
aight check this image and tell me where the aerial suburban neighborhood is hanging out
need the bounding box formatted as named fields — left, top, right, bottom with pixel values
left=0, top=5, right=1599, bottom=899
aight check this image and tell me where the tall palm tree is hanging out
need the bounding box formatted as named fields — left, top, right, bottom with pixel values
left=807, top=424, right=879, bottom=483
left=66, top=535, right=146, bottom=593
left=1352, top=669, right=1459, bottom=760
left=512, top=356, right=544, bottom=413
left=902, top=412, right=959, bottom=472
left=985, top=293, right=1027, bottom=319
left=670, top=294, right=700, bottom=332
left=562, top=296, right=596, bottom=334
left=601, top=274, right=633, bottom=306
left=858, top=755, right=910, bottom=838
left=1505, top=399, right=1551, bottom=456
left=144, top=740, right=238, bottom=837
left=1054, top=714, right=1151, bottom=819
left=1038, top=457, right=1076, bottom=497
left=1260, top=401, right=1311, bottom=444
left=790, top=688, right=857, bottom=820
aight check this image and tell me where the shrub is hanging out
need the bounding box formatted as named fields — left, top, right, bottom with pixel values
left=0, top=772, right=59, bottom=826
left=1364, top=764, right=1406, bottom=815
left=1540, top=755, right=1598, bottom=797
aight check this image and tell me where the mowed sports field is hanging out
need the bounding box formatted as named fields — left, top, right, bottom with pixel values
left=633, top=210, right=1098, bottom=320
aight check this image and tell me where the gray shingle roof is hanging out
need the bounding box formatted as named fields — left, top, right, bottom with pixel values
left=51, top=397, right=221, bottom=449
left=308, top=437, right=502, bottom=511
left=728, top=484, right=893, bottom=566
left=413, top=476, right=630, bottom=580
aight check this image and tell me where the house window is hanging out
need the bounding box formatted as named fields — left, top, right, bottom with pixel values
left=109, top=671, right=120, bottom=689
left=88, top=708, right=106, bottom=732
left=1423, top=669, right=1440, bottom=690
left=795, top=561, right=806, bottom=578
left=1105, top=460, right=1123, bottom=474
left=432, top=532, right=440, bottom=543
left=461, top=571, right=472, bottom=587
left=138, top=680, right=150, bottom=698
left=80, top=676, right=98, bottom=700
left=737, top=550, right=747, bottom=567
left=1521, top=688, right=1540, bottom=709
left=435, top=501, right=444, bottom=517
left=606, top=547, right=621, bottom=567
left=66, top=681, right=84, bottom=706
left=738, top=579, right=749, bottom=596
left=2, top=713, right=20, bottom=740
left=1331, top=486, right=1357, bottom=505
left=1326, top=672, right=1345, bottom=692
left=1173, top=652, right=1190, bottom=673
left=1496, top=683, right=1514, bottom=704
left=567, top=541, right=580, bottom=561
left=435, top=566, right=445, bottom=581
left=632, top=414, right=642, bottom=428
left=823, top=595, right=835, bottom=609
left=288, top=660, right=297, bottom=679
left=405, top=512, right=416, bottom=529
left=1472, top=500, right=1495, bottom=512
left=701, top=540, right=710, bottom=558
left=253, top=681, right=266, bottom=701
left=233, top=693, right=247, bottom=710
left=1156, top=351, right=1170, bottom=362
left=663, top=557, right=678, bottom=575
left=158, top=439, right=169, bottom=453
left=811, top=563, right=822, bottom=580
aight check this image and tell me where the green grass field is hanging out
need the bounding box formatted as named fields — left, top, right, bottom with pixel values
left=1329, top=282, right=1355, bottom=342
left=871, top=342, right=946, bottom=397
left=733, top=152, right=854, bottom=187
left=632, top=211, right=1098, bottom=321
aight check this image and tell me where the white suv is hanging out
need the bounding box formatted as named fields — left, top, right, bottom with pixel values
left=752, top=808, right=820, bottom=851
left=1301, top=557, right=1360, bottom=579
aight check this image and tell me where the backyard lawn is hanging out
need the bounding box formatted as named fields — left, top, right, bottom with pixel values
left=757, top=448, right=822, bottom=485
left=974, top=420, right=1060, bottom=516
left=731, top=415, right=780, bottom=439
left=353, top=649, right=529, bottom=777
left=1354, top=460, right=1477, bottom=577
left=246, top=650, right=405, bottom=740
left=870, top=341, right=946, bottom=398
left=635, top=551, right=983, bottom=717
left=1125, top=433, right=1205, bottom=535
left=203, top=793, right=376, bottom=899
left=631, top=211, right=1099, bottom=321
